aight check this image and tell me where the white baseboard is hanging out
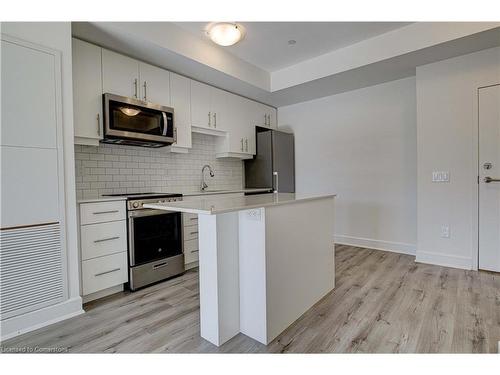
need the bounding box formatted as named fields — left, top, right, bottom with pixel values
left=0, top=297, right=84, bottom=342
left=416, top=251, right=473, bottom=270
left=334, top=235, right=416, bottom=256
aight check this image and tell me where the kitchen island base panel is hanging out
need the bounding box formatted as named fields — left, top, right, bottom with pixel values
left=240, top=199, right=335, bottom=344
left=198, top=212, right=240, bottom=346
left=197, top=196, right=335, bottom=347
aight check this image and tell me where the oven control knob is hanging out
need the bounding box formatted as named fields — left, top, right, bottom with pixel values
left=132, top=202, right=140, bottom=208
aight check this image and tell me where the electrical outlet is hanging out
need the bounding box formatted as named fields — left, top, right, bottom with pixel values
left=246, top=209, right=262, bottom=221
left=440, top=224, right=450, bottom=238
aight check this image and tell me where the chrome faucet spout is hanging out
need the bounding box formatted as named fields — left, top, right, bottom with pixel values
left=201, top=165, right=215, bottom=191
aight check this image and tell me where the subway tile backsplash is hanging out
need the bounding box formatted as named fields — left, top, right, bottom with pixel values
left=75, top=133, right=243, bottom=200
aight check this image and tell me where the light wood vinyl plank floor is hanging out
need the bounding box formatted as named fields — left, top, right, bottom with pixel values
left=2, top=245, right=499, bottom=353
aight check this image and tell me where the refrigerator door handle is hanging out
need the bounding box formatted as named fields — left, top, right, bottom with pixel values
left=273, top=171, right=279, bottom=193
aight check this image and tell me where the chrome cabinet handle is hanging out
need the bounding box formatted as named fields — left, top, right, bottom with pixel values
left=213, top=112, right=217, bottom=128
left=484, top=177, right=500, bottom=183
left=264, top=113, right=267, bottom=125
left=143, top=81, right=147, bottom=101
left=96, top=113, right=100, bottom=136
left=208, top=111, right=211, bottom=127
left=245, top=138, right=248, bottom=152
left=93, top=210, right=119, bottom=215
left=174, top=127, right=178, bottom=144
left=134, top=78, right=138, bottom=98
left=95, top=268, right=120, bottom=277
left=94, top=236, right=120, bottom=243
left=241, top=138, right=244, bottom=151
left=273, top=171, right=279, bottom=193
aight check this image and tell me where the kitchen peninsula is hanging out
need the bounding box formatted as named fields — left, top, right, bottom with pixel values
left=145, top=193, right=336, bottom=346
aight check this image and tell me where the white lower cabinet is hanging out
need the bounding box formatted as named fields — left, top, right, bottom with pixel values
left=80, top=220, right=127, bottom=261
left=81, top=252, right=128, bottom=296
left=183, top=212, right=199, bottom=269
left=184, top=239, right=199, bottom=265
left=78, top=200, right=128, bottom=301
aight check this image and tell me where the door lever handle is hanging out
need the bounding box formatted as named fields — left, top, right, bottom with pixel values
left=484, top=177, right=500, bottom=183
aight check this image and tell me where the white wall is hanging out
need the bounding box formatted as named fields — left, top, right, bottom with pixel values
left=278, top=77, right=417, bottom=254
left=416, top=47, right=500, bottom=270
left=1, top=22, right=83, bottom=337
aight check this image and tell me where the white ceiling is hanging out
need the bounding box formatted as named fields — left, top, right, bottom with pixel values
left=174, top=22, right=411, bottom=72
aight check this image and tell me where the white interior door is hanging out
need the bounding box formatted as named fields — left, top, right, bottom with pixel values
left=479, top=84, right=500, bottom=272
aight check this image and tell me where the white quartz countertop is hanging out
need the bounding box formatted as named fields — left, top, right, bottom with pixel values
left=77, top=196, right=127, bottom=204
left=174, top=188, right=271, bottom=196
left=77, top=188, right=271, bottom=204
left=143, top=193, right=336, bottom=215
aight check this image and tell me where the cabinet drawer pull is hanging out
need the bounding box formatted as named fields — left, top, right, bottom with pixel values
left=189, top=217, right=198, bottom=221
left=153, top=262, right=168, bottom=270
left=134, top=78, right=138, bottom=98
left=92, top=210, right=119, bottom=215
left=241, top=138, right=244, bottom=151
left=213, top=112, right=217, bottom=128
left=245, top=138, right=248, bottom=152
left=95, top=268, right=120, bottom=277
left=143, top=81, right=147, bottom=101
left=208, top=111, right=211, bottom=127
left=94, top=236, right=120, bottom=243
left=190, top=250, right=199, bottom=253
left=97, top=113, right=100, bottom=135
left=190, top=231, right=199, bottom=235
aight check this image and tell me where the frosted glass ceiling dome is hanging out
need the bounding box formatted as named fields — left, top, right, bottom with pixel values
left=207, top=23, right=245, bottom=46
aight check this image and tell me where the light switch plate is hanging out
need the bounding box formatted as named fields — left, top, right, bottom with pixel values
left=441, top=224, right=450, bottom=238
left=432, top=171, right=450, bottom=182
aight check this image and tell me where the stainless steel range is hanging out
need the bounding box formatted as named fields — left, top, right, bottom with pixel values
left=102, top=192, right=184, bottom=291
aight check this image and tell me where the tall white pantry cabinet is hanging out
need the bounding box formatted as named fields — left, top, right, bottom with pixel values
left=0, top=32, right=82, bottom=340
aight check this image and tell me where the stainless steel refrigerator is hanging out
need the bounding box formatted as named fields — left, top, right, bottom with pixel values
left=245, top=127, right=295, bottom=193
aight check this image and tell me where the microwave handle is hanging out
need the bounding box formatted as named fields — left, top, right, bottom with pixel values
left=161, top=112, right=168, bottom=136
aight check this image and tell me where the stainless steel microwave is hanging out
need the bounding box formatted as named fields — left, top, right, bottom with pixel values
left=102, top=93, right=175, bottom=148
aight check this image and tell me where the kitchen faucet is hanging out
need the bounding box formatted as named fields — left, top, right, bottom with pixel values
left=201, top=164, right=215, bottom=191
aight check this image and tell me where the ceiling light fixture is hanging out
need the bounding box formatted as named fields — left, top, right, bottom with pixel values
left=207, top=23, right=244, bottom=47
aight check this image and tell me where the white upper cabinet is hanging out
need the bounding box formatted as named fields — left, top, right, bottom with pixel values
left=210, top=87, right=231, bottom=131
left=215, top=95, right=255, bottom=159
left=102, top=49, right=140, bottom=98
left=267, top=106, right=277, bottom=129
left=190, top=81, right=233, bottom=132
left=139, top=62, right=170, bottom=105
left=2, top=40, right=57, bottom=149
left=190, top=80, right=212, bottom=129
left=73, top=43, right=273, bottom=158
left=169, top=73, right=192, bottom=151
left=72, top=39, right=103, bottom=146
left=251, top=102, right=277, bottom=129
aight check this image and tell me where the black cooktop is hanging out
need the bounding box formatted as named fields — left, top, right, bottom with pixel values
left=102, top=192, right=182, bottom=199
